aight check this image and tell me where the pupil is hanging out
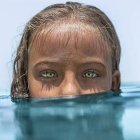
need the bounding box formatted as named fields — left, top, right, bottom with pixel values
left=88, top=72, right=92, bottom=77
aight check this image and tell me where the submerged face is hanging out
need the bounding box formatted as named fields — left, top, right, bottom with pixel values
left=28, top=23, right=120, bottom=98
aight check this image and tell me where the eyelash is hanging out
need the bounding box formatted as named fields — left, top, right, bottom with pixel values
left=40, top=70, right=58, bottom=80
left=82, top=69, right=99, bottom=79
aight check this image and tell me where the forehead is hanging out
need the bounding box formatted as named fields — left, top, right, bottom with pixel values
left=29, top=23, right=111, bottom=64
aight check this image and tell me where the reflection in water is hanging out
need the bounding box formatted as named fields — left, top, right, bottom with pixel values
left=14, top=92, right=124, bottom=140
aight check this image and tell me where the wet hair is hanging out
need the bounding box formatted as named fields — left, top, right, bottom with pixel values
left=11, top=2, right=121, bottom=98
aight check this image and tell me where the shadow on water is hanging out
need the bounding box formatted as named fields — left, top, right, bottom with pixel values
left=13, top=92, right=124, bottom=140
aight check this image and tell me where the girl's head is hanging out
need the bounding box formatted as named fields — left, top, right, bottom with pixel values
left=11, top=2, right=121, bottom=98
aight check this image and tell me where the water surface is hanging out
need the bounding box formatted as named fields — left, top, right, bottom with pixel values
left=0, top=83, right=140, bottom=140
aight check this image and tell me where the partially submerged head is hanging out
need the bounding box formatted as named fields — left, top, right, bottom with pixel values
left=11, top=2, right=121, bottom=98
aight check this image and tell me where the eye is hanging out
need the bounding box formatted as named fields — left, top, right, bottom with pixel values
left=40, top=70, right=58, bottom=79
left=82, top=69, right=99, bottom=79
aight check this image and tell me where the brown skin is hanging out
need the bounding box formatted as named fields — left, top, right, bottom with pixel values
left=28, top=24, right=120, bottom=98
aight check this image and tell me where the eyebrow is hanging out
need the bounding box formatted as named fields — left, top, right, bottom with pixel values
left=33, top=59, right=106, bottom=69
left=80, top=61, right=106, bottom=69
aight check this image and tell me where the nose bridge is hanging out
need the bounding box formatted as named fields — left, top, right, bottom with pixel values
left=60, top=71, right=80, bottom=96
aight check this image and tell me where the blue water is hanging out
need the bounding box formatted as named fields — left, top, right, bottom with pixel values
left=0, top=83, right=140, bottom=140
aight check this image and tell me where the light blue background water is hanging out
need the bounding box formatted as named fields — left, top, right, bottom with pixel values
left=0, top=0, right=140, bottom=93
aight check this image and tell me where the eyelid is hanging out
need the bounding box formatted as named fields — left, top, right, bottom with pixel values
left=39, top=69, right=57, bottom=73
left=82, top=69, right=99, bottom=73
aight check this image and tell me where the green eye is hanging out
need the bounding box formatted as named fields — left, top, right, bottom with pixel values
left=41, top=70, right=58, bottom=79
left=82, top=70, right=98, bottom=79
